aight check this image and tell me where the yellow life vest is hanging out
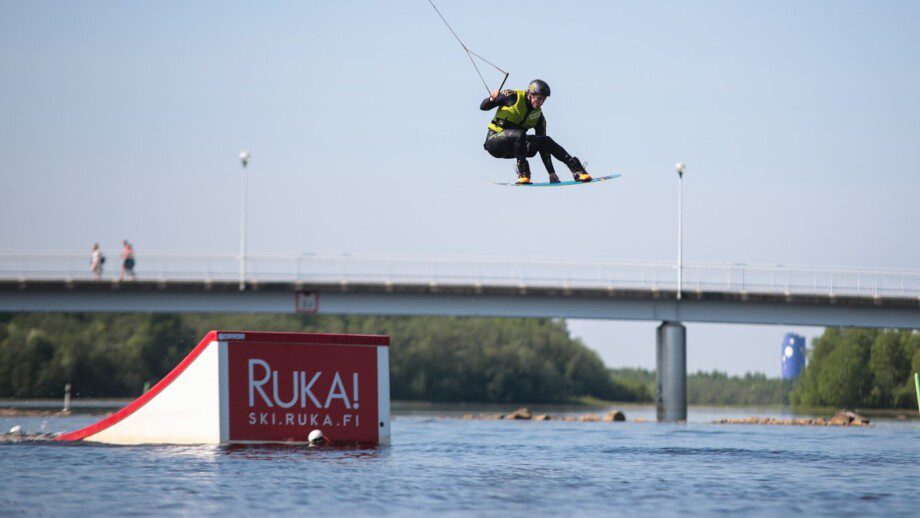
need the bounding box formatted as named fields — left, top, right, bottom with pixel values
left=487, top=90, right=542, bottom=133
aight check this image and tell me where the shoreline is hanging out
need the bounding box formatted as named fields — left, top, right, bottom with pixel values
left=1, top=399, right=916, bottom=421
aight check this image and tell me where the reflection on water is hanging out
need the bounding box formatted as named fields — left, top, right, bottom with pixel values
left=1, top=406, right=918, bottom=515
left=221, top=443, right=384, bottom=462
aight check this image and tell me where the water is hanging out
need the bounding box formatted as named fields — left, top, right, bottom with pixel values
left=2, top=406, right=918, bottom=515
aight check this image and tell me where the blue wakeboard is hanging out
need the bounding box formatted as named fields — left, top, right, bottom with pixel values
left=491, top=173, right=621, bottom=187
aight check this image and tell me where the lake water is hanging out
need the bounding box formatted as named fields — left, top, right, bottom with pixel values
left=1, top=404, right=918, bottom=515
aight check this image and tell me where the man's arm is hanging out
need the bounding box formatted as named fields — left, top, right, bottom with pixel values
left=535, top=114, right=546, bottom=136
left=480, top=89, right=516, bottom=111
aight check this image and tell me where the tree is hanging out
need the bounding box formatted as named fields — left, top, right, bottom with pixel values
left=868, top=332, right=909, bottom=407
left=791, top=328, right=920, bottom=409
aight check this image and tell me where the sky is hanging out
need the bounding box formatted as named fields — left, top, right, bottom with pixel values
left=2, top=1, right=918, bottom=376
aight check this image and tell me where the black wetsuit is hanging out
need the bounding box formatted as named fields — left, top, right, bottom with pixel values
left=480, top=91, right=584, bottom=177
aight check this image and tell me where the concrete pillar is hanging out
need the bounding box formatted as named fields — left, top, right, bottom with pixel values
left=656, top=321, right=687, bottom=422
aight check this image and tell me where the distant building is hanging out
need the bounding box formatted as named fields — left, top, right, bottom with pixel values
left=781, top=333, right=806, bottom=380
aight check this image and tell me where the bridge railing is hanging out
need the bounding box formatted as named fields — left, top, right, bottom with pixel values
left=0, top=251, right=918, bottom=299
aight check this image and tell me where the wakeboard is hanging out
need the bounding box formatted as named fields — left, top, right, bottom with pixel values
left=491, top=173, right=621, bottom=187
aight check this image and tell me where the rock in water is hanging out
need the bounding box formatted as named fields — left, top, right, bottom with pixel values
left=603, top=410, right=626, bottom=422
left=502, top=407, right=532, bottom=420
left=829, top=410, right=870, bottom=426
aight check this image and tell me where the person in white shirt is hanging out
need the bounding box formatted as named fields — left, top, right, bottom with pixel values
left=91, top=243, right=104, bottom=280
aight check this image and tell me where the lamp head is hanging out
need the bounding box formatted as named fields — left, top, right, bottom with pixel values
left=675, top=162, right=686, bottom=176
left=239, top=151, right=251, bottom=167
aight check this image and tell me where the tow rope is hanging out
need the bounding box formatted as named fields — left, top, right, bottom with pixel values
left=427, top=0, right=509, bottom=95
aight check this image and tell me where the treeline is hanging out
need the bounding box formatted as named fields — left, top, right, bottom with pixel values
left=792, top=328, right=920, bottom=409
left=0, top=313, right=638, bottom=404
left=608, top=327, right=920, bottom=409
left=608, top=368, right=793, bottom=405
left=3, top=314, right=916, bottom=408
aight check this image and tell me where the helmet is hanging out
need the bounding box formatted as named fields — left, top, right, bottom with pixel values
left=528, top=79, right=551, bottom=97
left=308, top=429, right=324, bottom=444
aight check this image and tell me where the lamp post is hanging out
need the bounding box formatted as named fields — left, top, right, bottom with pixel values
left=675, top=162, right=686, bottom=300
left=239, top=150, right=250, bottom=291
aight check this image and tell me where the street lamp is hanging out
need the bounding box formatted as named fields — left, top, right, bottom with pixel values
left=239, top=150, right=250, bottom=291
left=675, top=162, right=686, bottom=300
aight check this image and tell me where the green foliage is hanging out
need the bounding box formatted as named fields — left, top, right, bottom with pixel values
left=687, top=371, right=792, bottom=405
left=791, top=328, right=920, bottom=409
left=0, top=314, right=198, bottom=398
left=608, top=368, right=791, bottom=405
left=0, top=313, right=631, bottom=403
left=608, top=368, right=655, bottom=402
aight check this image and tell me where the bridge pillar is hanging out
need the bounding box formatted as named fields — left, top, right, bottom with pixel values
left=656, top=321, right=687, bottom=423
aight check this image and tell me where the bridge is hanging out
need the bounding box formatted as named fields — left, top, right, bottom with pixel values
left=3, top=250, right=919, bottom=422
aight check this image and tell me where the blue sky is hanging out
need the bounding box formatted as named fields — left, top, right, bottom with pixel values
left=2, top=1, right=918, bottom=375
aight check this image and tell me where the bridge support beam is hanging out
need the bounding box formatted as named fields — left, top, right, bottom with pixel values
left=656, top=321, right=687, bottom=423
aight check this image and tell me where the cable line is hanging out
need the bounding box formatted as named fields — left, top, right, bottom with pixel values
left=427, top=0, right=509, bottom=94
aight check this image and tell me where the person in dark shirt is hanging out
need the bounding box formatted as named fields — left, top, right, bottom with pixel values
left=481, top=79, right=591, bottom=184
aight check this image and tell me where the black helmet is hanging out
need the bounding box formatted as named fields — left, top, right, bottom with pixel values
left=528, top=79, right=551, bottom=97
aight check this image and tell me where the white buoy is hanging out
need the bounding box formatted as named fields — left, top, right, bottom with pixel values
left=9, top=425, right=22, bottom=434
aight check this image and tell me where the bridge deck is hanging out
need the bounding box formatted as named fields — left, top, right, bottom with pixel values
left=2, top=279, right=918, bottom=329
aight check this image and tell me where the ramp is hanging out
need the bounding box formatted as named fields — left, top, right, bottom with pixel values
left=57, top=331, right=390, bottom=445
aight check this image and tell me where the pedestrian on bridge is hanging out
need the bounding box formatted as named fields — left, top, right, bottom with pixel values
left=120, top=240, right=136, bottom=281
left=90, top=243, right=104, bottom=280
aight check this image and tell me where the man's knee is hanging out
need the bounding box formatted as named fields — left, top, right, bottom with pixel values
left=485, top=137, right=511, bottom=159
left=533, top=135, right=558, bottom=148
left=486, top=147, right=516, bottom=160
left=525, top=135, right=549, bottom=157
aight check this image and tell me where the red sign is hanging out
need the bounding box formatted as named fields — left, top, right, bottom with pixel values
left=294, top=291, right=318, bottom=313
left=227, top=341, right=379, bottom=444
